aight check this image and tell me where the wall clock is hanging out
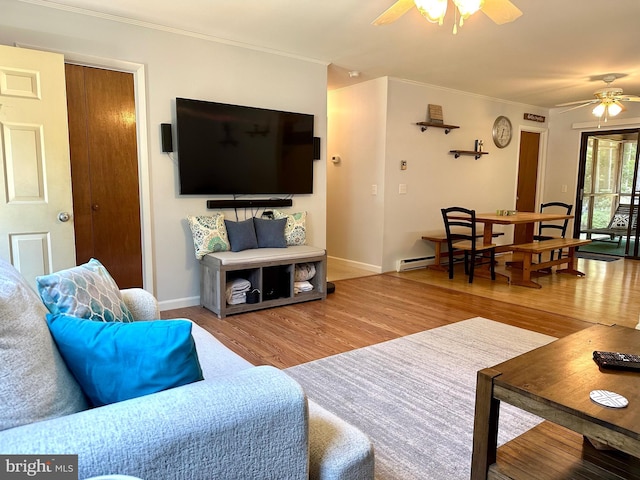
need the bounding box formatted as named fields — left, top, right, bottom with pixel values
left=492, top=116, right=512, bottom=148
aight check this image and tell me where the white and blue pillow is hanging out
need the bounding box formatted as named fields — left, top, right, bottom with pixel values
left=36, top=258, right=134, bottom=323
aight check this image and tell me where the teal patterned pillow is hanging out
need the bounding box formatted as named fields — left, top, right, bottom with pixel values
left=36, top=259, right=134, bottom=323
left=273, top=210, right=307, bottom=246
left=187, top=213, right=230, bottom=259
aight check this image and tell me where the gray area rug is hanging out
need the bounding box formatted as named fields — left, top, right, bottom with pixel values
left=286, top=317, right=556, bottom=480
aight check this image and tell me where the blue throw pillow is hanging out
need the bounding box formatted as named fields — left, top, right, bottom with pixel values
left=46, top=314, right=204, bottom=407
left=253, top=217, right=287, bottom=248
left=224, top=218, right=259, bottom=252
left=37, top=258, right=134, bottom=323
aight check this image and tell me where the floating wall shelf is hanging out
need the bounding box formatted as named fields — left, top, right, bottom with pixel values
left=450, top=150, right=489, bottom=160
left=416, top=121, right=460, bottom=134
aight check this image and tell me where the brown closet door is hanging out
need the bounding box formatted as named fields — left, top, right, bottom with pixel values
left=65, top=64, right=143, bottom=288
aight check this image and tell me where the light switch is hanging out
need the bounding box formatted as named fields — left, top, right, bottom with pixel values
left=371, top=184, right=378, bottom=195
left=561, top=184, right=568, bottom=193
left=399, top=184, right=407, bottom=194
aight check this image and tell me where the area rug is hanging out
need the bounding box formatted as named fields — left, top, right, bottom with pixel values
left=286, top=317, right=556, bottom=480
left=577, top=251, right=620, bottom=262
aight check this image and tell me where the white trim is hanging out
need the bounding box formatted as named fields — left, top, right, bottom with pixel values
left=515, top=125, right=549, bottom=212
left=17, top=0, right=329, bottom=67
left=158, top=296, right=201, bottom=312
left=15, top=43, right=156, bottom=295
left=327, top=255, right=381, bottom=273
left=572, top=117, right=640, bottom=130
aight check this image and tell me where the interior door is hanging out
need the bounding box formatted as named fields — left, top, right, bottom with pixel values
left=514, top=131, right=540, bottom=244
left=65, top=64, right=143, bottom=288
left=0, top=45, right=76, bottom=286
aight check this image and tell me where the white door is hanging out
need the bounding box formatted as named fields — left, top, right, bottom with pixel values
left=0, top=45, right=75, bottom=287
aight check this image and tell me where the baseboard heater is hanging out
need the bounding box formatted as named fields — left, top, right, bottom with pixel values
left=396, top=256, right=434, bottom=272
left=206, top=199, right=293, bottom=209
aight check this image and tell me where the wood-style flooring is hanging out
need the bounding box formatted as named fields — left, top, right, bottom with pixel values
left=162, top=254, right=639, bottom=369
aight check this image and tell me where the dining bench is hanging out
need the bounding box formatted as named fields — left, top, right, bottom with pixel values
left=421, top=231, right=504, bottom=271
left=509, top=238, right=591, bottom=288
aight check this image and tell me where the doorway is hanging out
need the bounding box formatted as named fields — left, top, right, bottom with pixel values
left=65, top=64, right=143, bottom=288
left=575, top=129, right=640, bottom=258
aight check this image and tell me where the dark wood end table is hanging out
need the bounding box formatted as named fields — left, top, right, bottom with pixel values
left=471, top=324, right=640, bottom=479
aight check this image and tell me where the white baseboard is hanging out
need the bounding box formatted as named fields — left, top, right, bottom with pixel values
left=158, top=296, right=200, bottom=312
left=328, top=256, right=382, bottom=274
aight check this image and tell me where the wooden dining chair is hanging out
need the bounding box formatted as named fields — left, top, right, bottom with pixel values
left=533, top=201, right=573, bottom=261
left=441, top=207, right=496, bottom=283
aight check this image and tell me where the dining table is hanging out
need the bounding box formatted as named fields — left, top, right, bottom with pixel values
left=448, top=211, right=577, bottom=284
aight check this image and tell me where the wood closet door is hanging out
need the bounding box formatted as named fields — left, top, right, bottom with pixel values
left=65, top=64, right=143, bottom=288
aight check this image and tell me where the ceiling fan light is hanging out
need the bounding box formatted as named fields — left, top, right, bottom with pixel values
left=453, top=0, right=485, bottom=18
left=592, top=103, right=606, bottom=117
left=415, top=0, right=448, bottom=24
left=607, top=102, right=623, bottom=117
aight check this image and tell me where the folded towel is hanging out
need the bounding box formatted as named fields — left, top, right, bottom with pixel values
left=228, top=278, right=251, bottom=292
left=226, top=278, right=251, bottom=304
left=294, top=263, right=316, bottom=282
left=294, top=280, right=313, bottom=295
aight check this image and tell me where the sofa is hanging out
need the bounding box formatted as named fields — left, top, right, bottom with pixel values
left=0, top=258, right=374, bottom=480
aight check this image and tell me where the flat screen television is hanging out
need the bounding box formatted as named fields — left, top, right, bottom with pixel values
left=176, top=98, right=315, bottom=195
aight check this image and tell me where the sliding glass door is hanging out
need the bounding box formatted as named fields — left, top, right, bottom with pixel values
left=575, top=129, right=640, bottom=258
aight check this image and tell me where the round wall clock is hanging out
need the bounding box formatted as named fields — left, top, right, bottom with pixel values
left=492, top=116, right=512, bottom=148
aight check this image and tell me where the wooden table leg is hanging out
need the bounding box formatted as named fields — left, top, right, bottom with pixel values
left=471, top=368, right=502, bottom=480
left=427, top=240, right=447, bottom=272
left=556, top=246, right=586, bottom=276
left=509, top=252, right=542, bottom=288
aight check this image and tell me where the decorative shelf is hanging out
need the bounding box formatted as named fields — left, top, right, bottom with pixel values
left=450, top=150, right=489, bottom=160
left=416, top=121, right=460, bottom=134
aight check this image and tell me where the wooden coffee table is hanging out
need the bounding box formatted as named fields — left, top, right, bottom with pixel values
left=471, top=324, right=640, bottom=479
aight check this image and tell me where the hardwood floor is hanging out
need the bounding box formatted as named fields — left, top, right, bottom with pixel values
left=162, top=254, right=640, bottom=369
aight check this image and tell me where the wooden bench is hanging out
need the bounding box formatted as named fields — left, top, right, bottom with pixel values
left=509, top=238, right=591, bottom=288
left=421, top=231, right=505, bottom=272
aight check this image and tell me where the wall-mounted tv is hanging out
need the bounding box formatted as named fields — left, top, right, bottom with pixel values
left=176, top=97, right=315, bottom=195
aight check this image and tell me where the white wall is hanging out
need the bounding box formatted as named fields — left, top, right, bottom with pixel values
left=327, top=79, right=387, bottom=270
left=1, top=0, right=328, bottom=309
left=328, top=77, right=549, bottom=273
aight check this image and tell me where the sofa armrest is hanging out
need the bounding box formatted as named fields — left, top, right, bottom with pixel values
left=120, top=288, right=160, bottom=320
left=0, top=366, right=309, bottom=480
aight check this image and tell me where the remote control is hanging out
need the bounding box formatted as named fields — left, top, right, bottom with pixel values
left=593, top=351, right=640, bottom=371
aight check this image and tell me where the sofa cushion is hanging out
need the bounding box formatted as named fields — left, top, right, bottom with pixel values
left=46, top=314, right=204, bottom=407
left=36, top=258, right=134, bottom=323
left=225, top=218, right=259, bottom=252
left=187, top=213, right=230, bottom=259
left=273, top=210, right=307, bottom=246
left=253, top=217, right=287, bottom=248
left=0, top=258, right=88, bottom=431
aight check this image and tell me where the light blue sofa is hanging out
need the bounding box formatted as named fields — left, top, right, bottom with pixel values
left=0, top=258, right=374, bottom=479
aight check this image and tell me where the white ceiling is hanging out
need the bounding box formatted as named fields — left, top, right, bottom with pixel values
left=30, top=0, right=640, bottom=108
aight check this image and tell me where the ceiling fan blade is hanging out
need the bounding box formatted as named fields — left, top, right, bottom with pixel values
left=555, top=99, right=597, bottom=107
left=620, top=95, right=640, bottom=102
left=558, top=102, right=597, bottom=114
left=481, top=0, right=523, bottom=25
left=372, top=0, right=416, bottom=25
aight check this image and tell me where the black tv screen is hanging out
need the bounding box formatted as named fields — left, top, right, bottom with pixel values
left=176, top=98, right=314, bottom=195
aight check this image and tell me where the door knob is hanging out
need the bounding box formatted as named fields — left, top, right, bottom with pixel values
left=58, top=212, right=71, bottom=222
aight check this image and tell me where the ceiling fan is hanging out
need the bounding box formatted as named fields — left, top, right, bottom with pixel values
left=372, top=0, right=522, bottom=34
left=556, top=75, right=640, bottom=120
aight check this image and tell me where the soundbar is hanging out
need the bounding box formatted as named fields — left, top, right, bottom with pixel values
left=206, top=199, right=293, bottom=209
